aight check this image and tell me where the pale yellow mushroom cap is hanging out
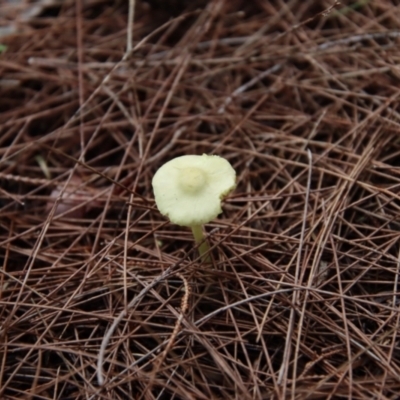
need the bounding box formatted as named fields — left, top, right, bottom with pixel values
left=152, top=154, right=236, bottom=227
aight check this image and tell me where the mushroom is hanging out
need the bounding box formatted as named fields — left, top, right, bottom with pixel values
left=152, top=154, right=236, bottom=262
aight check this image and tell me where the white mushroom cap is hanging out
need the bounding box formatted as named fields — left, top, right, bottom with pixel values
left=152, top=154, right=236, bottom=227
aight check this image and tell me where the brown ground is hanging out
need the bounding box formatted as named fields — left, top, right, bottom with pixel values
left=1, top=0, right=400, bottom=399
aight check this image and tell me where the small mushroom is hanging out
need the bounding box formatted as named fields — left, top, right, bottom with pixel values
left=152, top=154, right=236, bottom=262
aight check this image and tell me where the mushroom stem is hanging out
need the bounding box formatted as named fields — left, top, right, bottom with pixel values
left=191, top=225, right=211, bottom=263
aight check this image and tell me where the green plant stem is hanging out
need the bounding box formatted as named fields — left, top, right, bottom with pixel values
left=191, top=225, right=211, bottom=263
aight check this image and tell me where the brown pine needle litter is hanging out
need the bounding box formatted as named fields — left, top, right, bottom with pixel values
left=1, top=0, right=400, bottom=399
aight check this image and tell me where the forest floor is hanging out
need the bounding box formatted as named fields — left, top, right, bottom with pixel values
left=1, top=0, right=400, bottom=399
